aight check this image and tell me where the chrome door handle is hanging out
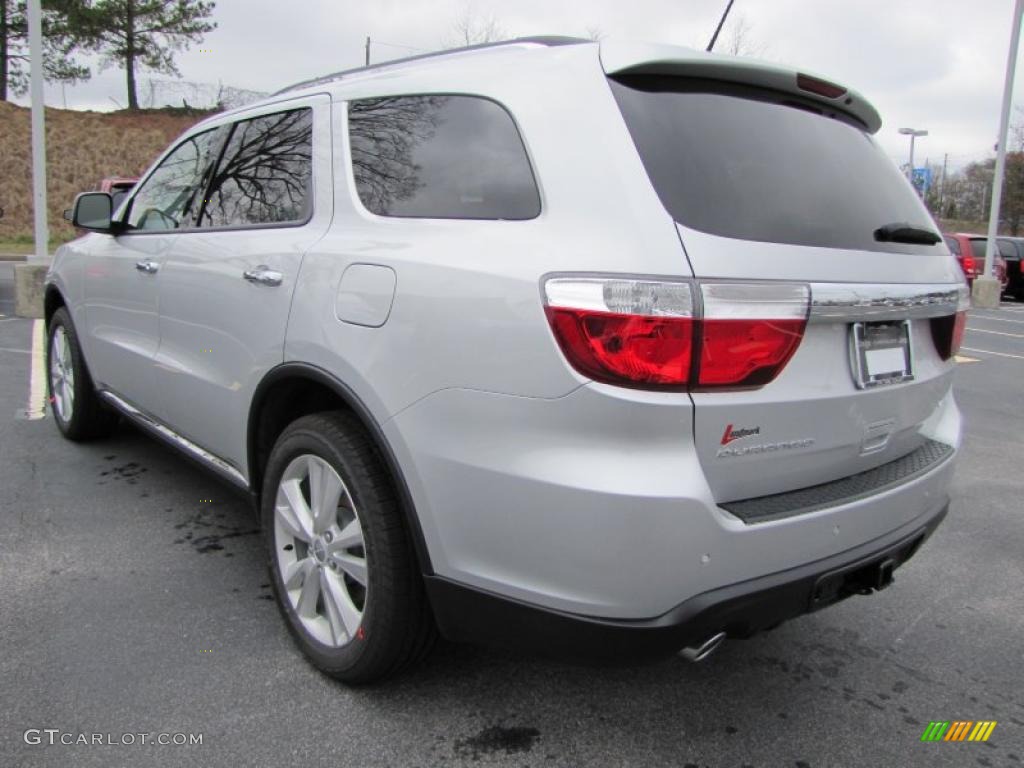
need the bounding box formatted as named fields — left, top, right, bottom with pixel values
left=243, top=266, right=283, bottom=287
left=135, top=259, right=160, bottom=274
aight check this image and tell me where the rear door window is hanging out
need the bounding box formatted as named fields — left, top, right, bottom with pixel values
left=609, top=76, right=939, bottom=253
left=347, top=95, right=540, bottom=220
left=944, top=236, right=961, bottom=255
left=198, top=108, right=314, bottom=228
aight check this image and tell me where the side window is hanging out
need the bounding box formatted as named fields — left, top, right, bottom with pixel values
left=944, top=236, right=961, bottom=255
left=348, top=95, right=540, bottom=220
left=198, top=108, right=314, bottom=228
left=125, top=129, right=223, bottom=231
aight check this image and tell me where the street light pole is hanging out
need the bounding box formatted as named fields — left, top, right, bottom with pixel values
left=977, top=0, right=1024, bottom=310
left=898, top=127, right=928, bottom=188
left=27, top=0, right=48, bottom=263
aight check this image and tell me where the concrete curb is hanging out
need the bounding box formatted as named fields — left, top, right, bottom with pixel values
left=0, top=253, right=29, bottom=262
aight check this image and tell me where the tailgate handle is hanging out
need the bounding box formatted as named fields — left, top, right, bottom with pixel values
left=861, top=419, right=895, bottom=455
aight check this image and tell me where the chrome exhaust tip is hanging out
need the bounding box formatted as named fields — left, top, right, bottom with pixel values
left=679, top=631, right=727, bottom=663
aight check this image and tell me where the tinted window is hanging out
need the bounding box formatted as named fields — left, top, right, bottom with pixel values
left=348, top=95, right=539, bottom=219
left=125, top=129, right=222, bottom=231
left=944, top=236, right=961, bottom=255
left=609, top=77, right=939, bottom=253
left=970, top=239, right=989, bottom=258
left=998, top=239, right=1019, bottom=260
left=199, top=108, right=313, bottom=228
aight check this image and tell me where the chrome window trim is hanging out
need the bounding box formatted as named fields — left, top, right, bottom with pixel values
left=98, top=390, right=248, bottom=489
left=808, top=283, right=967, bottom=323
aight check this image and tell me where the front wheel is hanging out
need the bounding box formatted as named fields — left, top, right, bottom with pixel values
left=262, top=411, right=435, bottom=683
left=47, top=307, right=118, bottom=440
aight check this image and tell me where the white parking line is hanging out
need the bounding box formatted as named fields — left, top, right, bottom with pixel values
left=0, top=347, right=30, bottom=354
left=961, top=346, right=1024, bottom=360
left=25, top=320, right=46, bottom=420
left=965, top=327, right=1024, bottom=339
left=970, top=313, right=1024, bottom=325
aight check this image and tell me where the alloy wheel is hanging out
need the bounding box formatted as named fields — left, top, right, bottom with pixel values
left=273, top=454, right=368, bottom=647
left=49, top=326, right=75, bottom=423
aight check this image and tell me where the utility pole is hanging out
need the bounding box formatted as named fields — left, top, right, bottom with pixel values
left=939, top=153, right=948, bottom=216
left=365, top=36, right=371, bottom=66
left=706, top=0, right=735, bottom=52
left=27, top=0, right=47, bottom=262
left=976, top=0, right=1023, bottom=308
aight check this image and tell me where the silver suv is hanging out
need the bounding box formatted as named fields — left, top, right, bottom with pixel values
left=46, top=37, right=966, bottom=682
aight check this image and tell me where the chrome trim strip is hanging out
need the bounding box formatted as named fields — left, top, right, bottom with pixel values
left=98, top=390, right=249, bottom=490
left=809, top=283, right=968, bottom=323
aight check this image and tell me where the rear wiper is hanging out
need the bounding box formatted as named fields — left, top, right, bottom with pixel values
left=873, top=222, right=941, bottom=245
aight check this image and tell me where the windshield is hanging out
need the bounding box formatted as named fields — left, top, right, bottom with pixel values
left=609, top=76, right=940, bottom=253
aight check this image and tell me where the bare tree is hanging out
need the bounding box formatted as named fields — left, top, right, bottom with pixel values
left=724, top=14, right=767, bottom=58
left=585, top=25, right=604, bottom=42
left=446, top=2, right=507, bottom=48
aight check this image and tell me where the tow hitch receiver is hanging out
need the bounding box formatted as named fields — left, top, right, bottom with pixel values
left=811, top=554, right=901, bottom=609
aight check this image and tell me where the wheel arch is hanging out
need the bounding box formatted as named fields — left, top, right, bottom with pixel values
left=248, top=362, right=433, bottom=575
left=43, top=283, right=67, bottom=328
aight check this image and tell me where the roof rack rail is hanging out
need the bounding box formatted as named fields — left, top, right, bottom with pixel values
left=273, top=35, right=589, bottom=95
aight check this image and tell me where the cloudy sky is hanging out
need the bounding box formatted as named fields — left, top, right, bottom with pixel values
left=18, top=0, right=1024, bottom=171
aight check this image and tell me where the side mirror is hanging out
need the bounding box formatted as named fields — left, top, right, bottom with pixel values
left=72, top=192, right=117, bottom=232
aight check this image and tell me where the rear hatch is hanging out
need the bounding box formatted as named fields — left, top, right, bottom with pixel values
left=603, top=45, right=965, bottom=503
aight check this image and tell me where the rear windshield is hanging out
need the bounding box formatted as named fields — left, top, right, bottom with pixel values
left=609, top=76, right=939, bottom=253
left=970, top=239, right=991, bottom=259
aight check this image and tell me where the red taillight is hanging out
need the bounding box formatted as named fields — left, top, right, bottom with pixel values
left=696, top=282, right=809, bottom=389
left=962, top=255, right=976, bottom=276
left=698, top=319, right=808, bottom=387
left=930, top=287, right=970, bottom=360
left=951, top=311, right=967, bottom=356
left=543, top=278, right=809, bottom=391
left=545, top=309, right=693, bottom=388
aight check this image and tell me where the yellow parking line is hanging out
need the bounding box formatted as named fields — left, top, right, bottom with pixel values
left=954, top=355, right=979, bottom=363
left=26, top=319, right=46, bottom=420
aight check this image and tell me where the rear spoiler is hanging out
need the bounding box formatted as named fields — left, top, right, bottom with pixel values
left=599, top=40, right=881, bottom=134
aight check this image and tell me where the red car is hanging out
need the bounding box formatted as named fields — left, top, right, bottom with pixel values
left=98, top=176, right=139, bottom=213
left=944, top=233, right=1008, bottom=291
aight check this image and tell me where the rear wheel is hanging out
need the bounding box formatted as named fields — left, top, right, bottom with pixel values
left=262, top=411, right=435, bottom=683
left=47, top=307, right=118, bottom=440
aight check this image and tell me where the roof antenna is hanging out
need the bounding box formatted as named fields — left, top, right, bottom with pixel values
left=706, top=0, right=735, bottom=52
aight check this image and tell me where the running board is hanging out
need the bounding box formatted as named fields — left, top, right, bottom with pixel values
left=98, top=390, right=249, bottom=490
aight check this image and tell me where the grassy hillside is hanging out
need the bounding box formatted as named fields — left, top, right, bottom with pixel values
left=0, top=101, right=215, bottom=246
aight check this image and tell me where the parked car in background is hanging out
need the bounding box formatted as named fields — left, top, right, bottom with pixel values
left=47, top=37, right=965, bottom=682
left=98, top=177, right=139, bottom=214
left=943, top=233, right=1008, bottom=291
left=997, top=237, right=1024, bottom=300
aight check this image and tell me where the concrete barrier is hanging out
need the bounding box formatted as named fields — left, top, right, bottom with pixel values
left=971, top=276, right=1002, bottom=309
left=14, top=262, right=48, bottom=318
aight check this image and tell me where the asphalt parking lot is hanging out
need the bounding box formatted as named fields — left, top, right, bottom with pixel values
left=0, top=260, right=1022, bottom=768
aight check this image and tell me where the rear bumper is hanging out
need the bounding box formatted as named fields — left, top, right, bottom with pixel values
left=426, top=500, right=947, bottom=662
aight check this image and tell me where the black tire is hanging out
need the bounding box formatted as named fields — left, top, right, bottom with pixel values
left=46, top=307, right=119, bottom=441
left=262, top=411, right=436, bottom=683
